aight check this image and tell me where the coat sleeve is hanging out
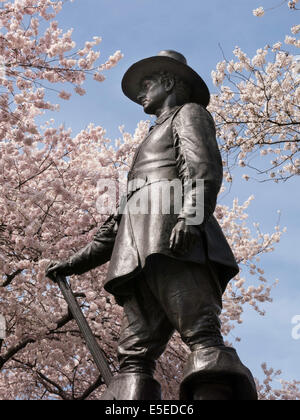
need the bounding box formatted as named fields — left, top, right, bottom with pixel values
left=67, top=213, right=119, bottom=275
left=172, top=103, right=223, bottom=226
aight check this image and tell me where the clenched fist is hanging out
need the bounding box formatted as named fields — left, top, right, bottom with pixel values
left=45, top=260, right=73, bottom=282
left=169, top=219, right=200, bottom=255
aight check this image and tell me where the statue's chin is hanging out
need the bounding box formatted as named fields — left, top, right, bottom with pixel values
left=142, top=103, right=155, bottom=115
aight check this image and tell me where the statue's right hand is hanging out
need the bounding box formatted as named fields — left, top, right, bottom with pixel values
left=45, top=260, right=72, bottom=282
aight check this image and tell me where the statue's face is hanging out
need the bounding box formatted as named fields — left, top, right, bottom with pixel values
left=137, top=76, right=168, bottom=115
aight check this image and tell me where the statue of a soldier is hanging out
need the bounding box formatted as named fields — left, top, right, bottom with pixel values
left=46, top=50, right=258, bottom=400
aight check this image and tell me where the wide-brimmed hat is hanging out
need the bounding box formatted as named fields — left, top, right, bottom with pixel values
left=121, top=50, right=210, bottom=108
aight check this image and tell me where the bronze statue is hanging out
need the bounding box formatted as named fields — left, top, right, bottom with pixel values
left=46, top=50, right=258, bottom=400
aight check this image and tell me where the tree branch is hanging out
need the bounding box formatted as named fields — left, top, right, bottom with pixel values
left=76, top=375, right=104, bottom=400
left=0, top=311, right=74, bottom=370
left=1, top=269, right=23, bottom=288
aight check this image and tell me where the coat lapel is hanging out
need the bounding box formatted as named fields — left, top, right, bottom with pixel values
left=129, top=106, right=181, bottom=171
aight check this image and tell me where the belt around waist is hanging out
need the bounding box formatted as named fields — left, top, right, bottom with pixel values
left=127, top=166, right=178, bottom=193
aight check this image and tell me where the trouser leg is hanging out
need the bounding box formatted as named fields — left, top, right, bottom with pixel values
left=106, top=254, right=257, bottom=400
left=142, top=254, right=225, bottom=350
left=142, top=254, right=257, bottom=400
left=100, top=270, right=174, bottom=400
left=113, top=254, right=228, bottom=400
left=117, top=270, right=174, bottom=376
left=116, top=254, right=224, bottom=375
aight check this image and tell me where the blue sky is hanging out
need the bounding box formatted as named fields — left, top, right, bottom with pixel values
left=51, top=0, right=300, bottom=387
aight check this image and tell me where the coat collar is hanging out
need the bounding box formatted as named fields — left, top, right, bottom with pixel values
left=154, top=105, right=181, bottom=126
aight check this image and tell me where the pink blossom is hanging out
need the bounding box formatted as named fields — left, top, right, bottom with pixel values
left=74, top=86, right=86, bottom=96
left=58, top=90, right=71, bottom=100
left=253, top=7, right=265, bottom=17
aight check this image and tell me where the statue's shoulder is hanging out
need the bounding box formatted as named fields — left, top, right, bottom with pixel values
left=176, top=102, right=214, bottom=123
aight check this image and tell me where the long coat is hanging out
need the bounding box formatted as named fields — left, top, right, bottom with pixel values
left=68, top=103, right=239, bottom=301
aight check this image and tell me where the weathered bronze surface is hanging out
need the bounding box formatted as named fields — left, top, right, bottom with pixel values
left=46, top=50, right=257, bottom=400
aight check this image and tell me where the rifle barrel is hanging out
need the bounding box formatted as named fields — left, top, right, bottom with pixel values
left=56, top=275, right=113, bottom=386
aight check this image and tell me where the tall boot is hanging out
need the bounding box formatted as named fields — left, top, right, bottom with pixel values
left=193, top=382, right=233, bottom=400
left=99, top=373, right=161, bottom=400
left=180, top=346, right=258, bottom=400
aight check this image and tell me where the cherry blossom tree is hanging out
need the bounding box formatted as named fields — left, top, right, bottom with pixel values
left=207, top=1, right=300, bottom=399
left=0, top=0, right=298, bottom=400
left=0, top=0, right=126, bottom=400
left=253, top=0, right=299, bottom=17
left=209, top=1, right=299, bottom=183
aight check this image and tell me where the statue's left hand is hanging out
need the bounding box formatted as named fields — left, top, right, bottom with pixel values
left=45, top=260, right=73, bottom=282
left=169, top=219, right=200, bottom=255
